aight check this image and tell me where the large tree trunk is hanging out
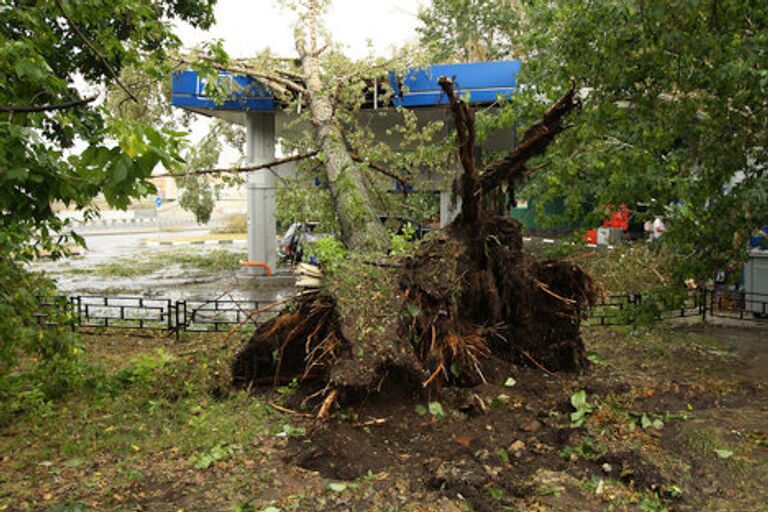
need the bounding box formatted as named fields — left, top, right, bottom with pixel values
left=296, top=8, right=389, bottom=253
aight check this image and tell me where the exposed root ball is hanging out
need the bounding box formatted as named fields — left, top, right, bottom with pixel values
left=232, top=216, right=597, bottom=403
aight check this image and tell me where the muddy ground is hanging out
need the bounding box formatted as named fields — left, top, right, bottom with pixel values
left=1, top=320, right=766, bottom=512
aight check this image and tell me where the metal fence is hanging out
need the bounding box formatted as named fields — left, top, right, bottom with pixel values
left=36, top=287, right=768, bottom=337
left=36, top=295, right=281, bottom=338
left=588, top=288, right=768, bottom=326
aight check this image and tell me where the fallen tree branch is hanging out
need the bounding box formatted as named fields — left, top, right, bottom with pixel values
left=0, top=94, right=98, bottom=113
left=152, top=150, right=318, bottom=178
left=349, top=153, right=410, bottom=195
left=268, top=402, right=313, bottom=417
left=352, top=417, right=387, bottom=428
left=175, top=54, right=307, bottom=97
left=54, top=0, right=138, bottom=103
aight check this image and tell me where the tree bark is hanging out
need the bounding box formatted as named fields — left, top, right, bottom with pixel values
left=296, top=13, right=389, bottom=252
left=439, top=78, right=579, bottom=224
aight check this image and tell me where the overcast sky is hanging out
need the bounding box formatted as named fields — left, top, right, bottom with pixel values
left=175, top=0, right=425, bottom=60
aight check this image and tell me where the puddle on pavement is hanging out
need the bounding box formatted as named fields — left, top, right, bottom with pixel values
left=29, top=237, right=296, bottom=304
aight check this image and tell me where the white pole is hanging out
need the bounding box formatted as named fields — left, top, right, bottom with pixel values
left=245, top=112, right=277, bottom=274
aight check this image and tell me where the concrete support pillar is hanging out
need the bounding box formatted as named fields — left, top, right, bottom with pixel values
left=246, top=112, right=277, bottom=274
left=440, top=191, right=461, bottom=228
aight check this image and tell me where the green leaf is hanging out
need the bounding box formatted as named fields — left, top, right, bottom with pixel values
left=504, top=377, right=517, bottom=387
left=110, top=154, right=132, bottom=184
left=194, top=454, right=214, bottom=469
left=714, top=449, right=733, bottom=459
left=428, top=401, right=445, bottom=419
left=14, top=59, right=46, bottom=81
left=571, top=390, right=587, bottom=409
left=487, top=486, right=504, bottom=501
left=327, top=482, right=348, bottom=492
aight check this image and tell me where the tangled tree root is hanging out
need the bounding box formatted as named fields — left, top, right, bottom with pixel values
left=231, top=79, right=593, bottom=414
left=231, top=216, right=597, bottom=410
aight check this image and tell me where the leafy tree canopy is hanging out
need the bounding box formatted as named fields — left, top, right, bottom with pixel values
left=0, top=0, right=216, bottom=420
left=416, top=0, right=523, bottom=62
left=0, top=0, right=216, bottom=258
left=518, top=0, right=768, bottom=280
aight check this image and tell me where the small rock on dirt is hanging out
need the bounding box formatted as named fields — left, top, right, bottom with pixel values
left=521, top=419, right=542, bottom=433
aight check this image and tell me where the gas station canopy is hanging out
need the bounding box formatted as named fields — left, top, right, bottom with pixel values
left=169, top=60, right=522, bottom=274
left=171, top=60, right=521, bottom=117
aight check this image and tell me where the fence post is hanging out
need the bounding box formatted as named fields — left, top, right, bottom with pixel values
left=69, top=296, right=77, bottom=332
left=167, top=299, right=173, bottom=333
left=174, top=300, right=183, bottom=342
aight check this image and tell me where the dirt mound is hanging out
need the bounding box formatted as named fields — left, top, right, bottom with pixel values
left=282, top=365, right=671, bottom=512
left=231, top=216, right=596, bottom=407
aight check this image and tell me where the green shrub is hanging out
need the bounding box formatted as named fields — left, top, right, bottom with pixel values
left=307, top=237, right=348, bottom=274
left=0, top=257, right=83, bottom=424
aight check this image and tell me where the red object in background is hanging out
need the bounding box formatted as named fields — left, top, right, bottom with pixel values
left=585, top=229, right=598, bottom=245
left=602, top=205, right=629, bottom=231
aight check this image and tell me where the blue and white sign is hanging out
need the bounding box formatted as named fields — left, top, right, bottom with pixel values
left=171, top=60, right=521, bottom=112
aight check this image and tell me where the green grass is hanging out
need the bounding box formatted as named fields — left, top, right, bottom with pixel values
left=0, top=338, right=295, bottom=511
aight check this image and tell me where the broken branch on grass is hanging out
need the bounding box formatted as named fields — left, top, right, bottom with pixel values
left=268, top=402, right=313, bottom=418
left=352, top=417, right=387, bottom=428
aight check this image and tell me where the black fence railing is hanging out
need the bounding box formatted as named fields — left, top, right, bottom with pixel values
left=36, top=295, right=281, bottom=339
left=587, top=288, right=768, bottom=326
left=709, top=289, right=768, bottom=321
left=36, top=288, right=768, bottom=337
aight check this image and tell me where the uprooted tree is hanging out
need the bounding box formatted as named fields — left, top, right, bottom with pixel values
left=174, top=1, right=597, bottom=412
left=231, top=73, right=598, bottom=414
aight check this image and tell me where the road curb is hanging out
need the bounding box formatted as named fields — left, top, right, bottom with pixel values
left=146, top=238, right=247, bottom=247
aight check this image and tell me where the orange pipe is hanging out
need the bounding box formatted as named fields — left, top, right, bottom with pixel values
left=239, top=260, right=273, bottom=276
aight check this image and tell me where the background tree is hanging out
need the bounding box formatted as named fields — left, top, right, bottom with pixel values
left=0, top=0, right=216, bottom=419
left=416, top=0, right=524, bottom=62
left=0, top=0, right=216, bottom=257
left=513, top=0, right=768, bottom=281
